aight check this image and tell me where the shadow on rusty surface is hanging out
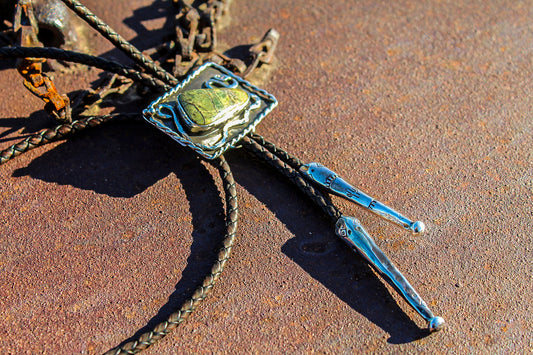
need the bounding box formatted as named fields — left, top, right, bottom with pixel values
left=0, top=111, right=53, bottom=143
left=6, top=116, right=230, bottom=348
left=282, top=239, right=429, bottom=344
left=121, top=0, right=175, bottom=52
left=114, top=153, right=228, bottom=349
left=11, top=122, right=173, bottom=197
left=86, top=0, right=175, bottom=68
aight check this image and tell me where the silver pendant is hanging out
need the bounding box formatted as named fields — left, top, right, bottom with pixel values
left=143, top=62, right=277, bottom=159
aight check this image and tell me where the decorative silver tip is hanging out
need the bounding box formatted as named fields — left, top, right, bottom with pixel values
left=410, top=221, right=426, bottom=235
left=429, top=316, right=445, bottom=332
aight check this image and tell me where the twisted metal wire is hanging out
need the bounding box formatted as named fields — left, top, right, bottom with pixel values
left=105, top=155, right=239, bottom=355
left=59, top=0, right=179, bottom=86
left=241, top=136, right=341, bottom=223
left=0, top=46, right=170, bottom=91
left=0, top=113, right=139, bottom=165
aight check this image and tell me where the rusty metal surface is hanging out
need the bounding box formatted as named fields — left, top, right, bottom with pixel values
left=1, top=0, right=532, bottom=353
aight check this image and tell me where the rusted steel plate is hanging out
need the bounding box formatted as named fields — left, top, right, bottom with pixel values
left=1, top=0, right=532, bottom=353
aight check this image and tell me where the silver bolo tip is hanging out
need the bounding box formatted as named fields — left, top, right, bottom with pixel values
left=300, top=163, right=426, bottom=235
left=429, top=316, right=445, bottom=332
left=336, top=216, right=442, bottom=332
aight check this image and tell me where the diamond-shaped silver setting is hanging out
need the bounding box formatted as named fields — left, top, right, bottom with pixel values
left=143, top=62, right=277, bottom=159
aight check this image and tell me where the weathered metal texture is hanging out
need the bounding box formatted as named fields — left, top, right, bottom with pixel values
left=32, top=0, right=92, bottom=52
left=0, top=0, right=532, bottom=353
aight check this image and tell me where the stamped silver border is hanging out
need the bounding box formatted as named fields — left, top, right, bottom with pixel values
left=143, top=62, right=277, bottom=159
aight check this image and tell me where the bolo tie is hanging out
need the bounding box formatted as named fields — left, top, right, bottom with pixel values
left=0, top=0, right=444, bottom=353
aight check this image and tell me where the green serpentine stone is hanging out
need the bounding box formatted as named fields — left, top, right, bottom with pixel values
left=178, top=88, right=249, bottom=126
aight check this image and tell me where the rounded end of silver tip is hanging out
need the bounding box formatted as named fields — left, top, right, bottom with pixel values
left=411, top=221, right=426, bottom=234
left=429, top=316, right=445, bottom=332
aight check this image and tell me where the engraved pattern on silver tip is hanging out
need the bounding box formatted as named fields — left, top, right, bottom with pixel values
left=300, top=163, right=425, bottom=234
left=335, top=216, right=444, bottom=331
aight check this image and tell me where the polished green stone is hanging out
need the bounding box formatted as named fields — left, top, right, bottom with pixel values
left=178, top=88, right=249, bottom=126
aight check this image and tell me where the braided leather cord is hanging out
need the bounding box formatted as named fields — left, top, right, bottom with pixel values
left=105, top=155, right=239, bottom=355
left=1, top=10, right=239, bottom=351
left=0, top=35, right=341, bottom=354
left=59, top=0, right=179, bottom=86
left=0, top=114, right=139, bottom=165
left=0, top=47, right=170, bottom=91
left=249, top=133, right=304, bottom=170
left=0, top=112, right=239, bottom=353
left=241, top=136, right=341, bottom=223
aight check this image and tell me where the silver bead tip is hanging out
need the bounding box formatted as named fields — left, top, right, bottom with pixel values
left=411, top=221, right=426, bottom=234
left=429, top=316, right=445, bottom=332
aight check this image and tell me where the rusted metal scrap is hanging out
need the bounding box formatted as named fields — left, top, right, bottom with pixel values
left=14, top=0, right=72, bottom=123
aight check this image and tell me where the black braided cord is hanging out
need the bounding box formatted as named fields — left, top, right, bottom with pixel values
left=0, top=113, right=139, bottom=165
left=0, top=112, right=239, bottom=355
left=0, top=3, right=344, bottom=351
left=249, top=133, right=304, bottom=171
left=0, top=5, right=241, bottom=352
left=0, top=46, right=170, bottom=91
left=59, top=0, right=179, bottom=86
left=104, top=155, right=239, bottom=355
left=241, top=136, right=342, bottom=224
left=100, top=133, right=340, bottom=354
